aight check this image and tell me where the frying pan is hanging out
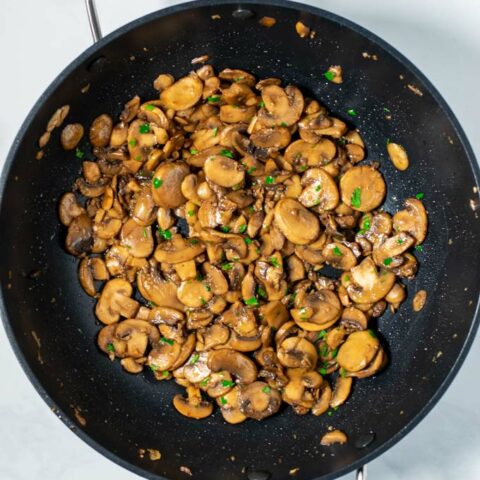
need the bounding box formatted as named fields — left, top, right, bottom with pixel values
left=1, top=0, right=479, bottom=479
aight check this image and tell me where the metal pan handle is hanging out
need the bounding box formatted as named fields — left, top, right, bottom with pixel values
left=82, top=1, right=367, bottom=478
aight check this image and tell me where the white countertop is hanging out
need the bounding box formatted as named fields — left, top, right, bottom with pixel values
left=1, top=1, right=479, bottom=479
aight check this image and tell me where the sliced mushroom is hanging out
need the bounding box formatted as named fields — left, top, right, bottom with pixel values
left=160, top=74, right=203, bottom=111
left=258, top=301, right=289, bottom=330
left=312, top=381, right=332, bottom=416
left=95, top=279, right=139, bottom=324
left=154, top=236, right=205, bottom=264
left=298, top=168, right=339, bottom=210
left=274, top=198, right=320, bottom=245
left=250, top=127, right=291, bottom=149
left=66, top=213, right=93, bottom=256
left=120, top=219, right=153, bottom=258
left=204, top=154, right=245, bottom=188
left=208, top=349, right=258, bottom=384
left=284, top=139, right=336, bottom=168
left=291, top=290, right=342, bottom=331
left=78, top=257, right=109, bottom=296
left=340, top=307, right=368, bottom=331
left=258, top=85, right=304, bottom=127
left=372, top=232, right=415, bottom=266
left=330, top=375, right=353, bottom=408
left=197, top=323, right=230, bottom=351
left=177, top=279, right=213, bottom=308
left=277, top=337, right=317, bottom=368
left=322, top=242, right=357, bottom=270
left=216, top=386, right=247, bottom=424
left=59, top=192, right=85, bottom=226
left=90, top=114, right=113, bottom=148
left=61, top=123, right=84, bottom=150
left=387, top=142, right=409, bottom=171
left=392, top=198, right=427, bottom=245
left=321, top=429, right=348, bottom=446
left=337, top=330, right=380, bottom=372
left=340, top=166, right=386, bottom=212
left=238, top=381, right=282, bottom=420
left=173, top=386, right=213, bottom=419
left=151, top=162, right=190, bottom=208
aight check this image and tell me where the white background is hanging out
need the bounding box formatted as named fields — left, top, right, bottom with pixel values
left=1, top=1, right=479, bottom=479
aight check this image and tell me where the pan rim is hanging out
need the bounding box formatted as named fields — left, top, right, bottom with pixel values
left=1, top=1, right=479, bottom=479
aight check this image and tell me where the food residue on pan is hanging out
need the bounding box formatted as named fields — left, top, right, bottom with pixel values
left=407, top=84, right=423, bottom=96
left=139, top=448, right=162, bottom=461
left=191, top=55, right=209, bottom=65
left=362, top=51, right=379, bottom=61
left=320, top=429, right=348, bottom=445
left=31, top=330, right=41, bottom=348
left=259, top=16, right=277, bottom=28
left=289, top=467, right=300, bottom=476
left=180, top=465, right=193, bottom=476
left=57, top=63, right=429, bottom=424
left=73, top=407, right=87, bottom=427
left=387, top=142, right=409, bottom=171
left=295, top=21, right=310, bottom=38
left=412, top=290, right=427, bottom=312
left=211, top=14, right=221, bottom=20
left=324, top=65, right=343, bottom=84
left=81, top=83, right=91, bottom=94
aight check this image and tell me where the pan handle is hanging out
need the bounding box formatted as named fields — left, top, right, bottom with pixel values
left=84, top=0, right=102, bottom=42
left=356, top=465, right=367, bottom=479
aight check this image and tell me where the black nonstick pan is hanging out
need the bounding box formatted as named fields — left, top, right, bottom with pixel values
left=1, top=1, right=479, bottom=479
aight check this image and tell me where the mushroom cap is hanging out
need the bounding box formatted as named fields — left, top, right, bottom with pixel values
left=177, top=279, right=213, bottom=308
left=258, top=85, right=304, bottom=127
left=173, top=392, right=213, bottom=420
left=151, top=162, right=190, bottom=209
left=330, top=375, right=353, bottom=408
left=204, top=155, right=245, bottom=188
left=65, top=213, right=93, bottom=256
left=208, top=349, right=258, bottom=384
left=160, top=74, right=203, bottom=111
left=320, top=429, right=348, bottom=446
left=216, top=386, right=247, bottom=424
left=392, top=198, right=428, bottom=245
left=340, top=165, right=386, bottom=212
left=95, top=279, right=135, bottom=325
left=238, top=381, right=282, bottom=420
left=322, top=242, right=358, bottom=270
left=120, top=219, right=154, bottom=258
left=277, top=336, right=318, bottom=368
left=337, top=330, right=380, bottom=372
left=274, top=198, right=320, bottom=245
left=299, top=168, right=340, bottom=210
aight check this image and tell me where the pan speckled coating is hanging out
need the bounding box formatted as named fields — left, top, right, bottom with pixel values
left=1, top=1, right=479, bottom=479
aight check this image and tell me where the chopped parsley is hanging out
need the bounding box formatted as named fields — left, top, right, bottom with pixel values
left=162, top=370, right=169, bottom=377
left=212, top=127, right=218, bottom=137
left=262, top=386, right=271, bottom=394
left=220, top=149, right=234, bottom=158
left=279, top=122, right=288, bottom=127
left=246, top=166, right=257, bottom=174
left=316, top=330, right=328, bottom=340
left=200, top=297, right=207, bottom=306
left=315, top=184, right=322, bottom=192
left=160, top=337, right=174, bottom=346
left=187, top=210, right=195, bottom=217
left=221, top=380, right=235, bottom=387
left=397, top=238, right=405, bottom=245
left=368, top=329, right=377, bottom=338
left=340, top=368, right=347, bottom=378
left=189, top=239, right=199, bottom=245
left=106, top=343, right=115, bottom=352
left=220, top=396, right=227, bottom=405
left=258, top=100, right=266, bottom=108
left=158, top=228, right=172, bottom=240
left=415, top=244, right=424, bottom=252
left=269, top=256, right=280, bottom=268
left=221, top=262, right=233, bottom=271
left=383, top=107, right=391, bottom=113
left=189, top=148, right=198, bottom=155
left=347, top=109, right=358, bottom=116
left=319, top=367, right=328, bottom=376
left=149, top=364, right=159, bottom=372
left=189, top=353, right=200, bottom=365
left=233, top=76, right=245, bottom=82
left=145, top=104, right=155, bottom=111
left=359, top=216, right=371, bottom=234
left=207, top=95, right=221, bottom=103
left=323, top=70, right=335, bottom=82
left=135, top=154, right=142, bottom=161
left=415, top=192, right=424, bottom=200
left=351, top=187, right=362, bottom=208
left=383, top=257, right=393, bottom=266
left=152, top=177, right=163, bottom=189
left=244, top=237, right=253, bottom=245
left=331, top=348, right=339, bottom=359
left=128, top=139, right=137, bottom=147
left=142, top=227, right=148, bottom=238
left=238, top=224, right=247, bottom=234
left=257, top=287, right=267, bottom=299
left=244, top=296, right=259, bottom=307
left=344, top=275, right=350, bottom=282
left=204, top=284, right=211, bottom=292
left=332, top=245, right=343, bottom=256
left=221, top=225, right=230, bottom=233
left=139, top=123, right=150, bottom=134
left=75, top=148, right=85, bottom=159
left=265, top=175, right=275, bottom=185
left=200, top=377, right=210, bottom=387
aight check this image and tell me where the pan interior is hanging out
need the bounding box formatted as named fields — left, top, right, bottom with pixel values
left=1, top=2, right=479, bottom=479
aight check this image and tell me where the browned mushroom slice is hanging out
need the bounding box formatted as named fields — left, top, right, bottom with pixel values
left=238, top=381, right=282, bottom=420
left=337, top=330, right=380, bottom=372
left=298, top=168, right=339, bottom=210
left=208, top=349, right=258, bottom=384
left=321, top=430, right=348, bottom=446
left=284, top=139, right=336, bottom=168
left=220, top=105, right=256, bottom=123
left=204, top=154, right=245, bottom=188
left=89, top=114, right=113, bottom=148
left=412, top=290, right=427, bottom=312
left=277, top=337, right=317, bottom=368
left=154, top=236, right=205, bottom=264
left=139, top=102, right=169, bottom=129
left=312, top=381, right=332, bottom=416
left=66, top=213, right=93, bottom=256
left=217, top=386, right=247, bottom=424
left=340, top=307, right=368, bottom=331
left=392, top=198, right=428, bottom=245
left=220, top=302, right=258, bottom=337
left=250, top=127, right=291, bottom=149
left=227, top=331, right=262, bottom=352
left=149, top=306, right=184, bottom=326
left=160, top=74, right=203, bottom=111
left=151, top=162, right=190, bottom=208
left=372, top=232, right=415, bottom=267
left=61, top=123, right=84, bottom=150
left=95, top=279, right=139, bottom=324
left=182, top=351, right=211, bottom=383
left=127, top=119, right=158, bottom=163
left=258, top=301, right=289, bottom=330
left=258, top=85, right=304, bottom=127
left=120, top=357, right=144, bottom=374
left=149, top=337, right=181, bottom=372
left=132, top=188, right=157, bottom=226
left=274, top=198, right=320, bottom=245
left=322, top=242, right=357, bottom=270
left=347, top=346, right=387, bottom=378
left=385, top=282, right=406, bottom=309
left=347, top=257, right=396, bottom=304
left=153, top=74, right=174, bottom=92
left=219, top=68, right=256, bottom=86
left=173, top=386, right=213, bottom=419
left=291, top=290, right=342, bottom=331
left=59, top=192, right=85, bottom=226
left=120, top=219, right=153, bottom=258
left=203, top=263, right=228, bottom=295
left=392, top=252, right=418, bottom=279
left=387, top=142, right=409, bottom=171
left=197, top=323, right=230, bottom=351
left=177, top=279, right=213, bottom=308
left=340, top=165, right=386, bottom=212
left=330, top=375, right=353, bottom=408
left=115, top=319, right=160, bottom=358
left=202, top=371, right=235, bottom=398
left=78, top=257, right=109, bottom=296
left=137, top=266, right=185, bottom=311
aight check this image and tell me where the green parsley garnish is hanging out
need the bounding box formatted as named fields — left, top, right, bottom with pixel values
left=190, top=148, right=198, bottom=155
left=262, top=386, right=271, bottom=394
left=135, top=154, right=142, bottom=161
left=233, top=76, right=245, bottom=82
left=160, top=337, right=174, bottom=346
left=187, top=210, right=195, bottom=217
left=257, top=287, right=267, bottom=299
left=221, top=262, right=233, bottom=271
left=397, top=238, right=405, bottom=245
left=189, top=353, right=200, bottom=365
left=351, top=187, right=362, bottom=208
left=190, top=239, right=199, bottom=245
left=244, top=297, right=259, bottom=307
left=75, top=148, right=85, bottom=159
left=359, top=216, right=371, bottom=234
left=415, top=192, right=424, bottom=200
left=158, top=228, right=172, bottom=240
left=145, top=104, right=155, bottom=111
left=142, top=227, right=148, bottom=238
left=316, top=330, right=328, bottom=340
left=196, top=274, right=204, bottom=282
left=221, top=226, right=230, bottom=233
left=212, top=127, right=218, bottom=137
left=139, top=123, right=150, bottom=134
left=265, top=175, right=275, bottom=185
left=221, top=380, right=235, bottom=387
left=207, top=95, right=221, bottom=103
left=200, top=297, right=207, bottom=305
left=324, top=70, right=335, bottom=81
left=200, top=377, right=210, bottom=387
left=344, top=275, right=350, bottom=282
left=220, top=149, right=234, bottom=158
left=347, top=109, right=358, bottom=116
left=315, top=185, right=322, bottom=191
left=327, top=410, right=333, bottom=416
left=162, top=370, right=169, bottom=377
left=244, top=237, right=253, bottom=245
left=258, top=100, right=266, bottom=108
left=279, top=122, right=288, bottom=127
left=106, top=343, right=115, bottom=352
left=383, top=107, right=391, bottom=113
left=333, top=246, right=343, bottom=256
left=205, top=283, right=211, bottom=292
left=368, top=329, right=377, bottom=338
left=383, top=257, right=393, bottom=266
left=319, top=368, right=327, bottom=376
left=149, top=364, right=159, bottom=372
left=238, top=224, right=247, bottom=234
left=220, top=396, right=227, bottom=405
left=331, top=348, right=339, bottom=358
left=319, top=344, right=329, bottom=357
left=269, top=256, right=280, bottom=268
left=128, top=139, right=137, bottom=147
left=153, top=177, right=163, bottom=189
left=415, top=244, right=424, bottom=252
left=340, top=368, right=347, bottom=378
left=247, top=166, right=257, bottom=174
